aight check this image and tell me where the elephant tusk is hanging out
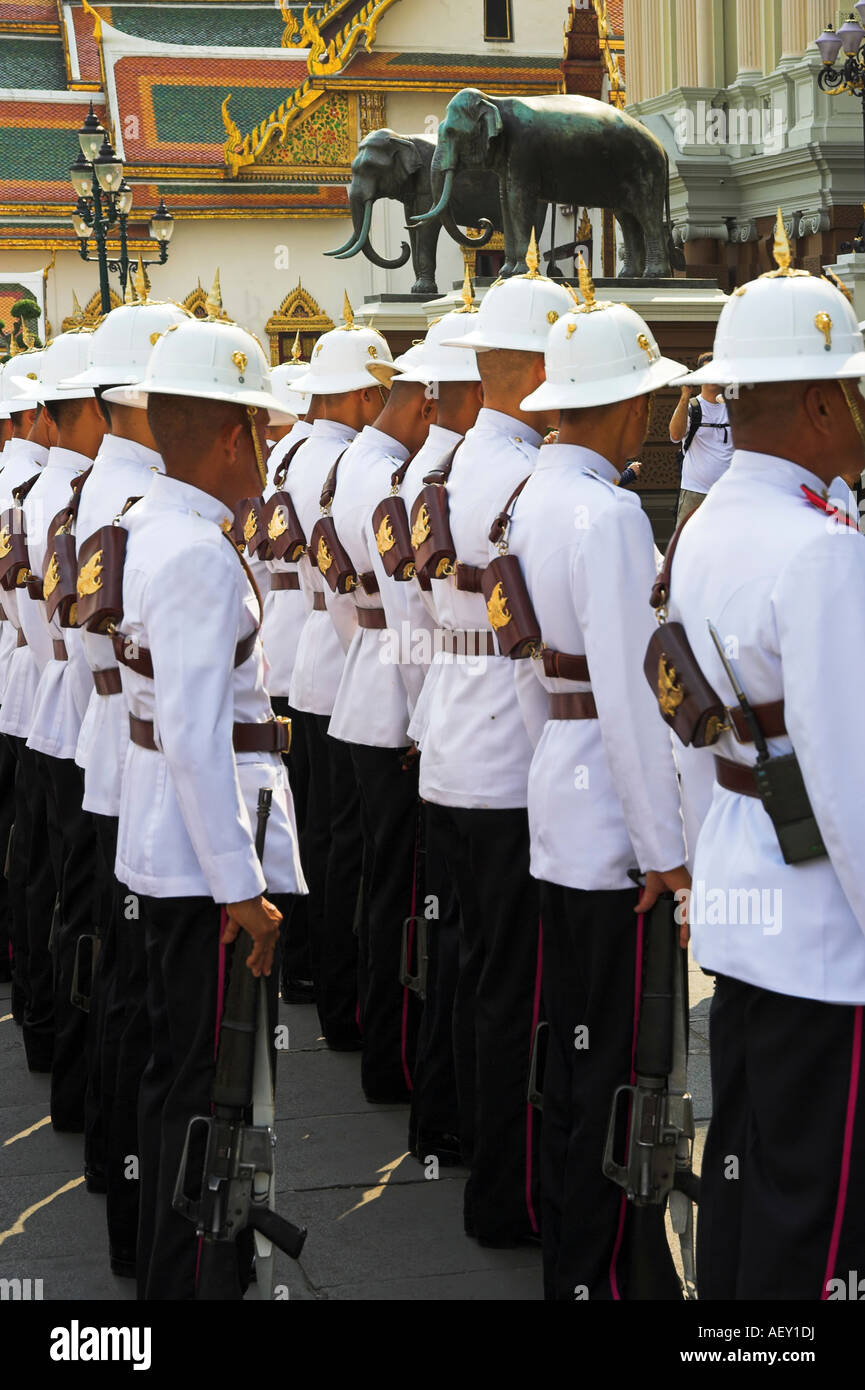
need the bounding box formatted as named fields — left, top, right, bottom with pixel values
left=410, top=168, right=455, bottom=226
left=325, top=230, right=361, bottom=257
left=329, top=199, right=373, bottom=260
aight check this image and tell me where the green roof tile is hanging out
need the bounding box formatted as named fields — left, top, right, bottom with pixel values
left=0, top=124, right=73, bottom=181
left=0, top=39, right=67, bottom=91
left=151, top=83, right=293, bottom=144
left=106, top=3, right=294, bottom=49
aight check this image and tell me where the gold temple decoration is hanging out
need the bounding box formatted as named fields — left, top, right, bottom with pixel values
left=761, top=208, right=809, bottom=280
left=134, top=256, right=149, bottom=304
left=205, top=269, right=224, bottom=321
left=124, top=276, right=135, bottom=306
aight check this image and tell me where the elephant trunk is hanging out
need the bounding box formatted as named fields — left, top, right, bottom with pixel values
left=440, top=207, right=494, bottom=251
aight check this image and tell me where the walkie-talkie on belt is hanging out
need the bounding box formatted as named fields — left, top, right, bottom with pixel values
left=707, top=622, right=826, bottom=865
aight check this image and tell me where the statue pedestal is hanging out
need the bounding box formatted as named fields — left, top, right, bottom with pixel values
left=354, top=294, right=438, bottom=354
left=822, top=252, right=865, bottom=324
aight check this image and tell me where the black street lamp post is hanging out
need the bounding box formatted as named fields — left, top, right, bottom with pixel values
left=816, top=11, right=865, bottom=251
left=70, top=103, right=174, bottom=311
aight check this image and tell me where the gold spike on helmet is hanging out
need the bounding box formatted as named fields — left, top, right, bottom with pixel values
left=761, top=208, right=810, bottom=280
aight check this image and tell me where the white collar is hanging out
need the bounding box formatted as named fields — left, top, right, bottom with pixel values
left=96, top=434, right=163, bottom=472
left=536, top=442, right=620, bottom=484
left=3, top=437, right=48, bottom=467
left=426, top=424, right=464, bottom=449
left=358, top=424, right=409, bottom=462
left=727, top=450, right=830, bottom=498
left=310, top=418, right=357, bottom=443
left=45, top=445, right=91, bottom=474
left=474, top=408, right=542, bottom=449
left=147, top=472, right=234, bottom=530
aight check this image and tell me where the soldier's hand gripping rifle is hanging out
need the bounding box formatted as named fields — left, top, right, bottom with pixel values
left=172, top=788, right=307, bottom=1299
left=602, top=890, right=698, bottom=1300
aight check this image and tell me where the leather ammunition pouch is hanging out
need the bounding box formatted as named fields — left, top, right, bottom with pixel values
left=272, top=437, right=308, bottom=491
left=373, top=455, right=417, bottom=582
left=43, top=469, right=92, bottom=628
left=234, top=496, right=266, bottom=561
left=410, top=446, right=460, bottom=581
left=483, top=478, right=542, bottom=658
left=260, top=491, right=307, bottom=563
left=76, top=522, right=129, bottom=635
left=311, top=450, right=358, bottom=594
left=0, top=472, right=40, bottom=593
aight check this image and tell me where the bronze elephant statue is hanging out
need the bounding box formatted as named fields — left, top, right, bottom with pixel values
left=413, top=89, right=676, bottom=279
left=326, top=127, right=505, bottom=295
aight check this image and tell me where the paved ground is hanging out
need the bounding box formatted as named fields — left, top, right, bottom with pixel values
left=0, top=955, right=713, bottom=1301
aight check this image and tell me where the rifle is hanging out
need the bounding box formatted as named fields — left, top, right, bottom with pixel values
left=172, top=788, right=307, bottom=1299
left=602, top=889, right=698, bottom=1300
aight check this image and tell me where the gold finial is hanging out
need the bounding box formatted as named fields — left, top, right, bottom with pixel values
left=134, top=255, right=148, bottom=304
left=8, top=332, right=19, bottom=356
left=761, top=208, right=809, bottom=280
left=524, top=228, right=541, bottom=280
left=343, top=291, right=355, bottom=329
left=458, top=264, right=475, bottom=313
left=205, top=268, right=223, bottom=320
left=70, top=290, right=85, bottom=326
left=124, top=275, right=134, bottom=306
left=291, top=329, right=303, bottom=362
left=23, top=323, right=36, bottom=350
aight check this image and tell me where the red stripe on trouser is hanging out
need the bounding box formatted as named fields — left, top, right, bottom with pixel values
left=524, top=919, right=543, bottom=1234
left=400, top=824, right=419, bottom=1093
left=195, top=909, right=228, bottom=1292
left=822, top=1005, right=863, bottom=1298
left=609, top=911, right=645, bottom=1300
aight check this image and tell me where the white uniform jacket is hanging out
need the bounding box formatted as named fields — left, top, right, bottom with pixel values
left=261, top=419, right=314, bottom=699
left=508, top=444, right=686, bottom=890
left=17, top=447, right=91, bottom=758
left=114, top=474, right=306, bottom=904
left=671, top=449, right=865, bottom=1005
left=329, top=425, right=413, bottom=749
left=418, top=408, right=541, bottom=810
left=0, top=438, right=47, bottom=710
left=74, top=435, right=163, bottom=816
left=286, top=417, right=358, bottom=717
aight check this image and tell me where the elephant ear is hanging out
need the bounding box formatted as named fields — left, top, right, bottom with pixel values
left=394, top=137, right=423, bottom=180
left=479, top=99, right=503, bottom=145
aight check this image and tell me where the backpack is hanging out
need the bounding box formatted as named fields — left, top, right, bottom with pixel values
left=675, top=397, right=730, bottom=473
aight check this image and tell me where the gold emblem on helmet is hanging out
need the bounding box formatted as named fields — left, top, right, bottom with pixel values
left=43, top=551, right=60, bottom=599
left=637, top=333, right=660, bottom=364
left=411, top=504, right=430, bottom=549
left=486, top=582, right=511, bottom=631
left=547, top=311, right=559, bottom=325
left=375, top=514, right=395, bottom=555
left=232, top=351, right=247, bottom=376
left=368, top=346, right=378, bottom=359
left=657, top=656, right=684, bottom=718
left=150, top=332, right=162, bottom=345
left=316, top=536, right=333, bottom=572
left=815, top=312, right=832, bottom=351
left=77, top=549, right=104, bottom=597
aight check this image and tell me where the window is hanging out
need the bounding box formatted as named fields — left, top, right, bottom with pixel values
left=484, top=0, right=513, bottom=42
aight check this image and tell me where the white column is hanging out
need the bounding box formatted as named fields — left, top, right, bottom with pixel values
left=780, top=0, right=810, bottom=61
left=805, top=1, right=829, bottom=50
left=623, top=0, right=645, bottom=104
left=695, top=0, right=715, bottom=86
left=676, top=0, right=699, bottom=86
left=736, top=0, right=763, bottom=78
left=642, top=0, right=665, bottom=100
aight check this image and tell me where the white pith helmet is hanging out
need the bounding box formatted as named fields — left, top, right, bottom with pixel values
left=61, top=301, right=190, bottom=389
left=683, top=211, right=865, bottom=386
left=367, top=342, right=432, bottom=388
left=441, top=233, right=576, bottom=354
left=102, top=318, right=291, bottom=422
left=372, top=276, right=482, bottom=386
left=1, top=350, right=44, bottom=415
left=291, top=294, right=392, bottom=395
left=522, top=262, right=686, bottom=412
left=270, top=361, right=310, bottom=418
left=14, top=332, right=94, bottom=403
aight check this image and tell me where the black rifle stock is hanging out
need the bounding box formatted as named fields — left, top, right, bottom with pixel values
left=172, top=788, right=307, bottom=1299
left=602, top=892, right=699, bottom=1299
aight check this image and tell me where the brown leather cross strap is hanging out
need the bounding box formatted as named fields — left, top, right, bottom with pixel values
left=129, top=712, right=291, bottom=756
left=550, top=691, right=598, bottom=720
left=93, top=667, right=122, bottom=696
left=714, top=756, right=759, bottom=798
left=113, top=627, right=258, bottom=680
left=272, top=437, right=309, bottom=491
left=454, top=563, right=484, bottom=593
left=271, top=572, right=300, bottom=592
left=0, top=605, right=6, bottom=621
left=729, top=700, right=786, bottom=744
left=650, top=508, right=697, bottom=612
left=11, top=472, right=40, bottom=506
left=357, top=607, right=386, bottom=630
left=16, top=629, right=26, bottom=648
left=312, top=591, right=327, bottom=611
left=421, top=444, right=460, bottom=486
left=488, top=476, right=531, bottom=548
left=318, top=449, right=350, bottom=511
left=52, top=640, right=67, bottom=662
left=541, top=649, right=590, bottom=682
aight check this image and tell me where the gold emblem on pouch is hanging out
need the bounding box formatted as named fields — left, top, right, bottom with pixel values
left=316, top=536, right=333, bottom=572
left=486, top=582, right=512, bottom=631
left=43, top=552, right=60, bottom=599
left=657, top=655, right=684, bottom=718
left=411, top=504, right=431, bottom=549
left=375, top=515, right=395, bottom=555
left=77, top=549, right=104, bottom=597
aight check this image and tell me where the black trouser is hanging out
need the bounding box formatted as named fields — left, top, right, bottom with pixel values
left=0, top=731, right=16, bottom=983
left=348, top=743, right=422, bottom=1101
left=8, top=738, right=56, bottom=1062
left=698, top=974, right=865, bottom=1300
left=83, top=814, right=123, bottom=1183
left=35, top=752, right=99, bottom=1131
left=440, top=805, right=542, bottom=1243
left=136, top=893, right=289, bottom=1301
left=539, top=881, right=645, bottom=1300
left=272, top=697, right=312, bottom=987
left=305, top=714, right=362, bottom=1046
left=409, top=802, right=461, bottom=1148
left=106, top=880, right=149, bottom=1262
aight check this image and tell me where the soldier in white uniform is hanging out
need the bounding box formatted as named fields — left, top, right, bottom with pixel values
left=60, top=289, right=188, bottom=1268
left=287, top=302, right=392, bottom=1050
left=326, top=350, right=435, bottom=1103
left=12, top=332, right=106, bottom=1132
left=416, top=251, right=574, bottom=1245
left=507, top=268, right=690, bottom=1298
left=667, top=222, right=865, bottom=1299
left=101, top=316, right=305, bottom=1299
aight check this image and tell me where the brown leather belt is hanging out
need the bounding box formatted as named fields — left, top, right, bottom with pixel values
left=357, top=607, right=386, bottom=630
left=312, top=592, right=327, bottom=612
left=714, top=756, right=760, bottom=798
left=454, top=563, right=484, bottom=593
left=729, top=700, right=786, bottom=744
left=114, top=628, right=257, bottom=680
left=53, top=639, right=67, bottom=662
left=542, top=649, right=590, bottom=681
left=129, top=712, right=291, bottom=755
left=437, top=629, right=496, bottom=657
left=549, top=691, right=598, bottom=720
left=271, top=572, right=300, bottom=592
left=94, top=667, right=122, bottom=696
left=16, top=629, right=26, bottom=649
